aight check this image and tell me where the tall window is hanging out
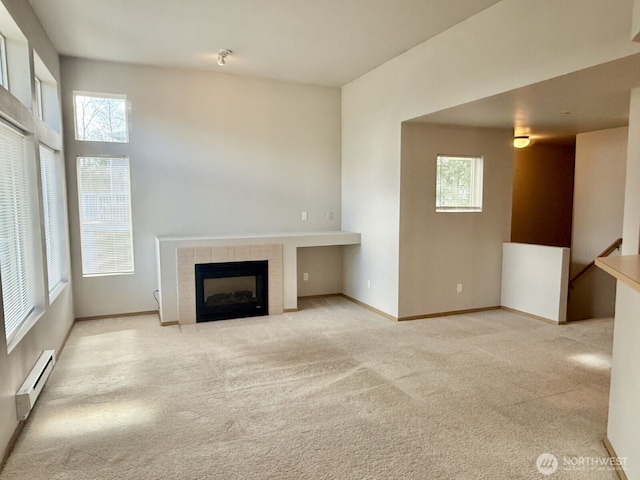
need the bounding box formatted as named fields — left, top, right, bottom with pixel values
left=73, top=92, right=128, bottom=142
left=435, top=155, right=484, bottom=212
left=0, top=120, right=37, bottom=342
left=34, top=76, right=43, bottom=120
left=0, top=32, right=7, bottom=89
left=40, top=144, right=66, bottom=294
left=77, top=156, right=134, bottom=276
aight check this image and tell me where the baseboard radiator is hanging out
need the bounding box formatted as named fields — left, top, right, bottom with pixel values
left=15, top=350, right=56, bottom=421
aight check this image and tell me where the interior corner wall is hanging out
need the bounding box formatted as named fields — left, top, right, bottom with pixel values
left=511, top=143, right=576, bottom=248
left=398, top=123, right=512, bottom=318
left=0, top=0, right=74, bottom=462
left=569, top=127, right=627, bottom=321
left=297, top=246, right=343, bottom=297
left=60, top=57, right=342, bottom=318
left=341, top=0, right=640, bottom=318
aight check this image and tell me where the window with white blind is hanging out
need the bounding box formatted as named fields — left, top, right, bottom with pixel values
left=77, top=156, right=134, bottom=276
left=0, top=120, right=37, bottom=342
left=40, top=144, right=66, bottom=294
left=435, top=155, right=484, bottom=212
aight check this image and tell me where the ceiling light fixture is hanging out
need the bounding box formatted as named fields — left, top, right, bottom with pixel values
left=217, top=49, right=232, bottom=67
left=513, top=136, right=531, bottom=148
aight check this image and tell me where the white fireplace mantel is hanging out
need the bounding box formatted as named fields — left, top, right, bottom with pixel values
left=156, top=231, right=361, bottom=325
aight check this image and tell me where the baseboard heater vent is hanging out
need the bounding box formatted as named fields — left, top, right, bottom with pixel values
left=16, top=349, right=55, bottom=421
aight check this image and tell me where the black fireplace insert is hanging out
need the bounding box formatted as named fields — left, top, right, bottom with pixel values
left=195, top=260, right=268, bottom=322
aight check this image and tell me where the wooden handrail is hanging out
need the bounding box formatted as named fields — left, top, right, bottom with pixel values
left=569, top=237, right=623, bottom=288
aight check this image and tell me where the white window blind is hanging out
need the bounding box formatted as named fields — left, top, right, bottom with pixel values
left=0, top=120, right=37, bottom=342
left=77, top=156, right=134, bottom=276
left=40, top=144, right=66, bottom=293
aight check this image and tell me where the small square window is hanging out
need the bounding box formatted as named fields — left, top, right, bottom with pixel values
left=435, top=155, right=483, bottom=212
left=73, top=92, right=129, bottom=143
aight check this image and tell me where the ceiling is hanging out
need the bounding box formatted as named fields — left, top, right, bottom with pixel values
left=28, top=0, right=501, bottom=87
left=27, top=1, right=640, bottom=142
left=410, top=54, right=640, bottom=144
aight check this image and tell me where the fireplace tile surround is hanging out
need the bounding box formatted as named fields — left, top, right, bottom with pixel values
left=156, top=231, right=361, bottom=325
left=177, top=245, right=283, bottom=324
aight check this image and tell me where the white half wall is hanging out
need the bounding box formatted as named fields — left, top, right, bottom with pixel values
left=61, top=58, right=342, bottom=318
left=501, top=243, right=570, bottom=323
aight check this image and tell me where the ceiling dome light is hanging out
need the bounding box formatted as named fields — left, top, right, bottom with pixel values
left=217, top=49, right=232, bottom=67
left=513, top=136, right=531, bottom=148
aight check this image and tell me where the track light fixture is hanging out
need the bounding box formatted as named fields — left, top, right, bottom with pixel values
left=217, top=49, right=232, bottom=67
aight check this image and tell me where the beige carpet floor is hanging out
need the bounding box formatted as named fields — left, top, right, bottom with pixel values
left=1, top=296, right=618, bottom=479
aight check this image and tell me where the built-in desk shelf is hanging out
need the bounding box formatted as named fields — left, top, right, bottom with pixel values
left=595, top=255, right=640, bottom=294
left=156, top=231, right=361, bottom=324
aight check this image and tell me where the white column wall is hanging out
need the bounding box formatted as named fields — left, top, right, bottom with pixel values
left=607, top=87, right=640, bottom=479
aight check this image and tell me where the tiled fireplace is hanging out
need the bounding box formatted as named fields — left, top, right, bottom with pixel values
left=156, top=232, right=360, bottom=325
left=177, top=244, right=283, bottom=324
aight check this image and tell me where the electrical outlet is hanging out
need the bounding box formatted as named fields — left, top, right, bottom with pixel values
left=301, top=211, right=308, bottom=221
left=326, top=211, right=334, bottom=220
left=303, top=272, right=309, bottom=281
left=456, top=283, right=463, bottom=294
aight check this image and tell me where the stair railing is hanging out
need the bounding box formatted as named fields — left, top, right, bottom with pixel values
left=569, top=237, right=623, bottom=289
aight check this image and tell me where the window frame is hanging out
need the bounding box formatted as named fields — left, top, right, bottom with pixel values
left=73, top=91, right=130, bottom=143
left=34, top=75, right=43, bottom=119
left=435, top=154, right=484, bottom=213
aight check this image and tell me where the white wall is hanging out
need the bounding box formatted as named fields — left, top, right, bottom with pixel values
left=569, top=128, right=627, bottom=320
left=501, top=243, right=570, bottom=323
left=0, top=0, right=73, bottom=462
left=607, top=87, right=640, bottom=480
left=61, top=58, right=342, bottom=318
left=342, top=0, right=640, bottom=317
left=398, top=123, right=512, bottom=318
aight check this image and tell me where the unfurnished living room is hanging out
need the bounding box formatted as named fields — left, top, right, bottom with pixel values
left=1, top=1, right=640, bottom=479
